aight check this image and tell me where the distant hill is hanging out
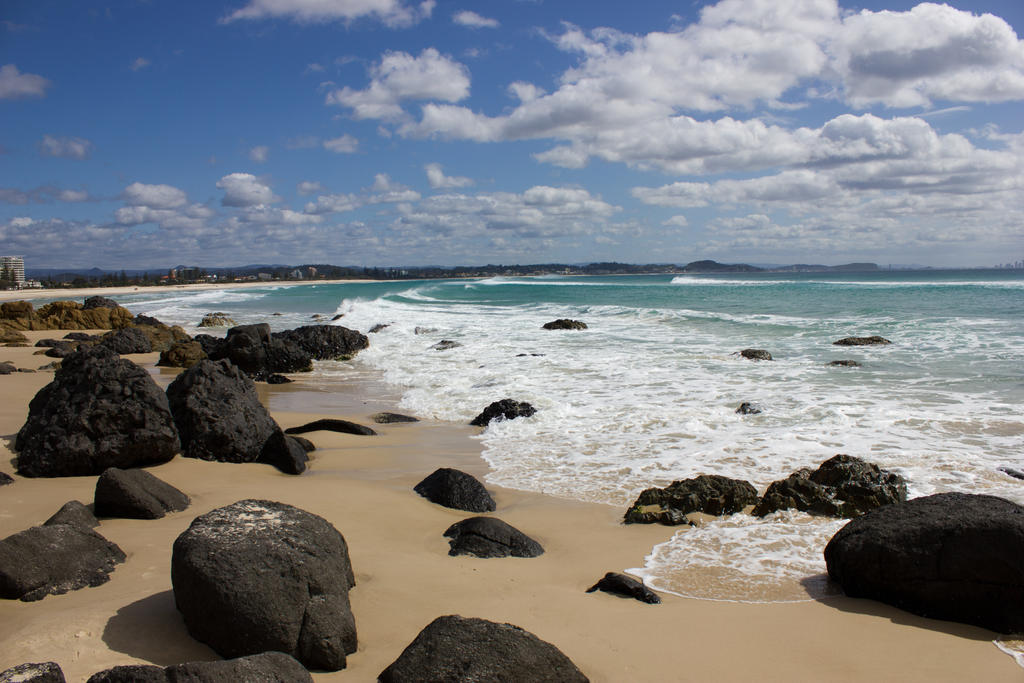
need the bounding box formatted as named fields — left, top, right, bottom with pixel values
left=682, top=260, right=879, bottom=273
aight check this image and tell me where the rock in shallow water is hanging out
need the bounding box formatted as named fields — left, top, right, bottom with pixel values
left=833, top=335, right=891, bottom=346
left=825, top=492, right=1024, bottom=634
left=469, top=399, right=537, bottom=427
left=624, top=474, right=758, bottom=523
left=379, top=615, right=588, bottom=683
left=738, top=348, right=772, bottom=361
left=542, top=319, right=587, bottom=330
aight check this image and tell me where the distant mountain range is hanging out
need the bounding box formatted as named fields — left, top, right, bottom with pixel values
left=681, top=260, right=880, bottom=273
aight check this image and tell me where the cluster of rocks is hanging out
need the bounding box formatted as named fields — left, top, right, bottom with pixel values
left=732, top=334, right=892, bottom=371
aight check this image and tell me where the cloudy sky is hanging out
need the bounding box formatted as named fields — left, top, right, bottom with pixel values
left=1, top=0, right=1023, bottom=269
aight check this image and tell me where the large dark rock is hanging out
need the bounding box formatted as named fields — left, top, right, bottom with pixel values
left=586, top=572, right=661, bottom=604
left=171, top=500, right=356, bottom=671
left=443, top=517, right=543, bottom=558
left=414, top=468, right=496, bottom=513
left=379, top=615, right=588, bottom=683
left=100, top=327, right=153, bottom=355
left=273, top=325, right=369, bottom=361
left=372, top=412, right=419, bottom=424
left=44, top=501, right=99, bottom=530
left=131, top=321, right=191, bottom=354
left=156, top=340, right=207, bottom=369
left=15, top=345, right=180, bottom=477
left=824, top=493, right=1024, bottom=634
left=43, top=342, right=77, bottom=358
left=207, top=324, right=312, bottom=378
left=192, top=334, right=226, bottom=357
left=284, top=418, right=376, bottom=436
left=94, top=467, right=190, bottom=519
left=735, top=402, right=762, bottom=415
left=0, top=662, right=66, bottom=683
left=198, top=312, right=237, bottom=328
left=542, top=319, right=587, bottom=330
left=86, top=652, right=312, bottom=683
left=0, top=523, right=125, bottom=601
left=0, top=361, right=15, bottom=374
left=166, top=359, right=279, bottom=464
left=833, top=335, right=891, bottom=346
left=0, top=472, right=13, bottom=485
left=739, top=348, right=772, bottom=360
left=470, top=399, right=537, bottom=427
left=258, top=430, right=309, bottom=475
left=624, top=474, right=758, bottom=523
left=83, top=296, right=119, bottom=310
left=752, top=454, right=907, bottom=518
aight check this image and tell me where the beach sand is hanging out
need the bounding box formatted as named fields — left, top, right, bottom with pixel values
left=0, top=279, right=382, bottom=303
left=0, top=331, right=1019, bottom=681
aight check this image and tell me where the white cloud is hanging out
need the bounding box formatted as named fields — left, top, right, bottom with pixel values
left=130, top=57, right=151, bottom=72
left=221, top=0, right=435, bottom=28
left=249, top=145, right=269, bottom=163
left=425, top=163, right=473, bottom=189
left=305, top=193, right=362, bottom=215
left=0, top=186, right=91, bottom=204
left=663, top=215, right=689, bottom=228
left=297, top=180, right=325, bottom=195
left=39, top=135, right=93, bottom=160
left=0, top=64, right=50, bottom=99
left=323, top=134, right=359, bottom=153
left=216, top=173, right=279, bottom=207
left=453, top=10, right=498, bottom=29
left=326, top=48, right=470, bottom=120
left=122, top=182, right=188, bottom=209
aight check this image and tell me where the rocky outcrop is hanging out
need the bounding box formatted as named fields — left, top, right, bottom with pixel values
left=100, top=327, right=153, bottom=354
left=735, top=402, right=762, bottom=415
left=0, top=300, right=134, bottom=332
left=192, top=334, right=226, bottom=357
left=739, top=348, right=772, bottom=360
left=156, top=340, right=207, bottom=368
left=166, top=359, right=279, bottom=464
left=833, top=336, right=891, bottom=346
left=444, top=517, right=543, bottom=558
left=0, top=523, right=125, bottom=601
left=0, top=329, right=29, bottom=345
left=273, top=325, right=369, bottom=361
left=83, top=296, right=119, bottom=310
left=470, top=399, right=537, bottom=427
left=824, top=493, right=1024, bottom=633
left=172, top=500, right=356, bottom=670
left=94, top=468, right=190, bottom=520
left=284, top=418, right=377, bottom=436
left=0, top=361, right=15, bottom=374
left=431, top=340, right=461, bottom=351
left=130, top=317, right=192, bottom=353
left=751, top=455, right=907, bottom=518
left=15, top=346, right=179, bottom=477
left=414, top=468, right=496, bottom=513
left=43, top=501, right=99, bottom=530
left=85, top=652, right=312, bottom=683
left=198, top=312, right=237, bottom=328
left=542, top=319, right=587, bottom=330
left=368, top=323, right=390, bottom=333
left=624, top=474, right=758, bottom=524
left=0, top=662, right=66, bottom=683
left=586, top=573, right=661, bottom=604
left=207, top=324, right=312, bottom=378
left=379, top=615, right=588, bottom=683
left=828, top=360, right=862, bottom=367
left=372, top=412, right=419, bottom=423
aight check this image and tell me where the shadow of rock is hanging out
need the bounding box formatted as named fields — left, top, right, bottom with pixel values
left=103, top=590, right=218, bottom=666
left=802, top=575, right=998, bottom=642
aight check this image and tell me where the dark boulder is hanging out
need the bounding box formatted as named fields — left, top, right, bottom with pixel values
left=624, top=474, right=758, bottom=524
left=443, top=517, right=543, bottom=558
left=131, top=322, right=191, bottom=354
left=156, top=341, right=207, bottom=369
left=43, top=342, right=77, bottom=358
left=824, top=492, right=1024, bottom=634
left=621, top=508, right=693, bottom=526
left=166, top=359, right=279, bottom=464
left=198, top=312, right=237, bottom=328
left=86, top=652, right=312, bottom=683
left=379, top=615, right=588, bottom=683
left=284, top=418, right=377, bottom=436
left=470, top=399, right=537, bottom=427
left=273, top=325, right=369, bottom=361
left=83, top=296, right=119, bottom=310
left=290, top=435, right=316, bottom=452
left=258, top=430, right=309, bottom=475
left=414, top=468, right=496, bottom=513
left=0, top=362, right=14, bottom=375
left=43, top=501, right=98, bottom=530
left=0, top=523, right=125, bottom=601
left=172, top=500, right=356, bottom=670
left=828, top=359, right=862, bottom=367
left=752, top=454, right=907, bottom=518
left=368, top=323, right=390, bottom=333
left=133, top=314, right=164, bottom=327
left=0, top=662, right=66, bottom=683
left=586, top=572, right=661, bottom=604
left=735, top=402, right=762, bottom=415
left=0, top=472, right=13, bottom=485
left=100, top=327, right=153, bottom=355
left=372, top=412, right=419, bottom=423
left=431, top=340, right=461, bottom=351
left=265, top=373, right=292, bottom=384
left=192, top=334, right=226, bottom=357
left=63, top=332, right=99, bottom=342
left=94, top=467, right=190, bottom=520
left=208, top=324, right=312, bottom=378
left=833, top=336, right=891, bottom=346
left=739, top=348, right=772, bottom=361
left=542, top=319, right=587, bottom=330
left=999, top=467, right=1024, bottom=481
left=15, top=345, right=179, bottom=477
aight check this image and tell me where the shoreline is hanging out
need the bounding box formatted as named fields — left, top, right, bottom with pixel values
left=0, top=331, right=1020, bottom=681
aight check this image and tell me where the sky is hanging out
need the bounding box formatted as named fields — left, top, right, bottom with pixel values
left=1, top=0, right=1023, bottom=270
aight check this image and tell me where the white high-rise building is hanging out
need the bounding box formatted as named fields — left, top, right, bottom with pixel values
left=0, top=256, right=25, bottom=284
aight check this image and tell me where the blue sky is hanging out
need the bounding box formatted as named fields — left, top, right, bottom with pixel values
left=1, top=0, right=1023, bottom=269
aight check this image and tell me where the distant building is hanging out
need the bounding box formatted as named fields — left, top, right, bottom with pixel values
left=0, top=256, right=25, bottom=284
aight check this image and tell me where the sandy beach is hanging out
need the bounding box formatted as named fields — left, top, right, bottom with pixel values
left=0, top=329, right=1020, bottom=682
left=0, top=279, right=382, bottom=303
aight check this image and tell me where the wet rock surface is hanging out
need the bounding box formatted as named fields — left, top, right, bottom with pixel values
left=833, top=336, right=891, bottom=346
left=284, top=418, right=377, bottom=436
left=273, top=325, right=369, bottom=361
left=586, top=572, right=661, bottom=604
left=443, top=517, right=543, bottom=558
left=470, top=399, right=537, bottom=427
left=542, top=319, right=588, bottom=330
left=625, top=474, right=759, bottom=523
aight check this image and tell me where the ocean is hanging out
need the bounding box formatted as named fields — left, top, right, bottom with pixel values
left=114, top=269, right=1024, bottom=604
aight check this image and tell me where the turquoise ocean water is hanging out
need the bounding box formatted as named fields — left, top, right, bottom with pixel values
left=113, top=270, right=1024, bottom=603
